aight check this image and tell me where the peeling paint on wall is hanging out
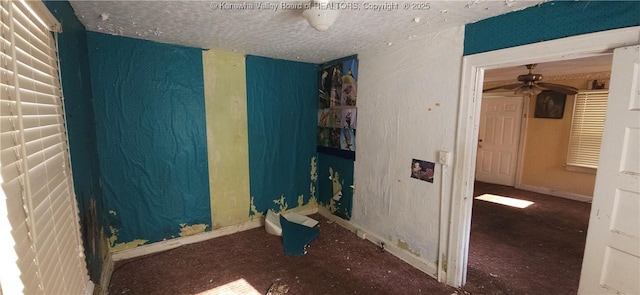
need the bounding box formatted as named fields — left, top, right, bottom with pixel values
left=310, top=156, right=318, bottom=182
left=329, top=167, right=343, bottom=201
left=249, top=196, right=261, bottom=218
left=307, top=195, right=319, bottom=208
left=273, top=195, right=289, bottom=212
left=318, top=154, right=353, bottom=219
left=108, top=226, right=148, bottom=252
left=111, top=239, right=149, bottom=252
left=179, top=223, right=208, bottom=237
left=310, top=156, right=319, bottom=209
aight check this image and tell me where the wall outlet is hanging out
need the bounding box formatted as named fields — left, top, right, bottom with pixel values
left=438, top=151, right=451, bottom=166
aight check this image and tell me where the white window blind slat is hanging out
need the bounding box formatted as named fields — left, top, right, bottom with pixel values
left=0, top=1, right=89, bottom=294
left=12, top=225, right=33, bottom=255
left=13, top=43, right=56, bottom=77
left=12, top=33, right=52, bottom=72
left=4, top=182, right=25, bottom=226
left=1, top=83, right=15, bottom=99
left=16, top=70, right=58, bottom=96
left=1, top=161, right=22, bottom=184
left=38, top=247, right=58, bottom=291
left=567, top=90, right=608, bottom=169
left=1, top=65, right=15, bottom=86
left=0, top=139, right=20, bottom=163
left=19, top=101, right=60, bottom=116
left=18, top=263, right=41, bottom=294
left=31, top=170, right=64, bottom=210
left=0, top=117, right=18, bottom=133
left=11, top=3, right=51, bottom=51
left=18, top=88, right=59, bottom=105
left=0, top=100, right=17, bottom=116
left=16, top=59, right=56, bottom=87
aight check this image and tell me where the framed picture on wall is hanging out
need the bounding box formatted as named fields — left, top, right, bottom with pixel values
left=317, top=56, right=358, bottom=160
left=534, top=90, right=566, bottom=119
left=587, top=79, right=609, bottom=90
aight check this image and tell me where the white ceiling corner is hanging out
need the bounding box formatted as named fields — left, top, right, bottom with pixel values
left=69, top=0, right=543, bottom=64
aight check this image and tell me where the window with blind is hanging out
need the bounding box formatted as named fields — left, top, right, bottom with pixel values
left=0, top=0, right=91, bottom=294
left=566, top=90, right=609, bottom=170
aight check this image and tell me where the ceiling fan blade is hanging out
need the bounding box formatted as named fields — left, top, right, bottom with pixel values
left=537, top=83, right=579, bottom=95
left=483, top=83, right=522, bottom=92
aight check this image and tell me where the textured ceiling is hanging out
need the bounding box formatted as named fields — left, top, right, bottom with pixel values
left=69, top=0, right=542, bottom=64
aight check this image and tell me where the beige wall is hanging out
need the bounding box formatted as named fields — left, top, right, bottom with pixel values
left=352, top=26, right=464, bottom=266
left=520, top=79, right=599, bottom=198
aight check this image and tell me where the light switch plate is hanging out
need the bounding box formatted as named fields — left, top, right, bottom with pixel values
left=438, top=151, right=451, bottom=166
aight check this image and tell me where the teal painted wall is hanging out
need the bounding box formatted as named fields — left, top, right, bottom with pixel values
left=246, top=56, right=318, bottom=214
left=464, top=1, right=640, bottom=55
left=44, top=1, right=108, bottom=285
left=86, top=32, right=211, bottom=246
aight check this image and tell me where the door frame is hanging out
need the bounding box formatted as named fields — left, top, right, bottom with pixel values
left=445, top=26, right=640, bottom=287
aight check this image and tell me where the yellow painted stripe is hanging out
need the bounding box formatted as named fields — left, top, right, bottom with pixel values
left=202, top=50, right=251, bottom=229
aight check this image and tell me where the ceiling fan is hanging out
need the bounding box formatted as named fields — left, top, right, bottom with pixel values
left=483, top=64, right=579, bottom=95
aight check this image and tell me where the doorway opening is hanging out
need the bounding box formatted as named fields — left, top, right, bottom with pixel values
left=446, top=27, right=640, bottom=291
left=465, top=57, right=611, bottom=293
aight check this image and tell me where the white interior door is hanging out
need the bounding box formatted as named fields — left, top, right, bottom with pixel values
left=578, top=45, right=640, bottom=294
left=475, top=95, right=523, bottom=186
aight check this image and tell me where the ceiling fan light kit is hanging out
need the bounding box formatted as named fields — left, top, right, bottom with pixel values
left=303, top=1, right=340, bottom=31
left=484, top=64, right=579, bottom=96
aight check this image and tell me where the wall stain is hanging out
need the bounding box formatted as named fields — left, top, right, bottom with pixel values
left=397, top=239, right=421, bottom=257
left=81, top=197, right=98, bottom=257
left=179, top=223, right=208, bottom=237
left=109, top=226, right=118, bottom=246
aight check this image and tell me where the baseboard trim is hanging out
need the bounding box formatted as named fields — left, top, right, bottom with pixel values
left=516, top=184, right=593, bottom=203
left=97, top=252, right=113, bottom=295
left=111, top=218, right=262, bottom=261
left=84, top=279, right=94, bottom=295
left=111, top=206, right=319, bottom=262
left=317, top=207, right=438, bottom=279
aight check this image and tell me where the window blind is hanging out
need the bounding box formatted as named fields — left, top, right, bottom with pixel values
left=566, top=90, right=608, bottom=169
left=0, top=0, right=90, bottom=294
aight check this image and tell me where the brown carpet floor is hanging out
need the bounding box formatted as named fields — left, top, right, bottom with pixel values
left=108, top=182, right=591, bottom=294
left=464, top=182, right=591, bottom=295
